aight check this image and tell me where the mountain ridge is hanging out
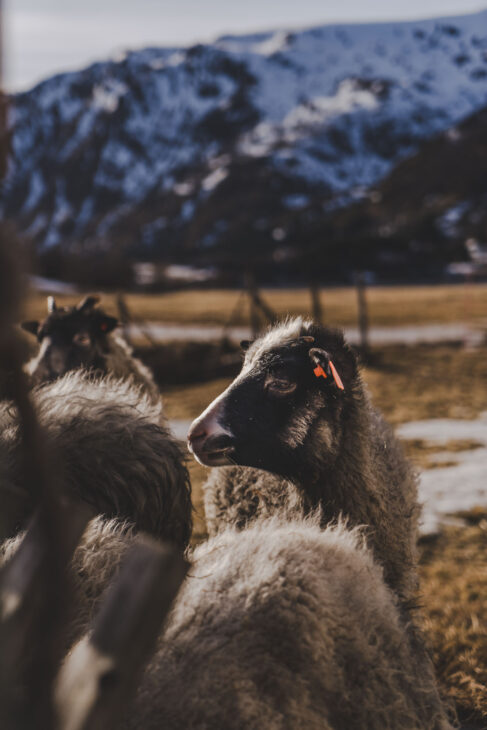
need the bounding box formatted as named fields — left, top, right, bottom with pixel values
left=3, top=7, right=487, bottom=271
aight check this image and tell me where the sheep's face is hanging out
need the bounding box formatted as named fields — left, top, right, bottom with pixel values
left=22, top=296, right=118, bottom=384
left=188, top=320, right=358, bottom=479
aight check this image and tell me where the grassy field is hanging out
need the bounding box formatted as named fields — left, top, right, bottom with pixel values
left=163, top=342, right=487, bottom=725
left=25, top=282, right=487, bottom=328
left=23, top=283, right=487, bottom=724
left=420, top=517, right=487, bottom=727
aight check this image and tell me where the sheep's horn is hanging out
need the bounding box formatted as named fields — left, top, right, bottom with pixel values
left=77, top=295, right=100, bottom=313
left=47, top=296, right=57, bottom=313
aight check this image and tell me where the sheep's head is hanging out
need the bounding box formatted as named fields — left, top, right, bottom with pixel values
left=188, top=319, right=358, bottom=480
left=22, top=295, right=118, bottom=383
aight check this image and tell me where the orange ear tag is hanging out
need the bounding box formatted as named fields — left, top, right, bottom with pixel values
left=329, top=361, right=345, bottom=391
left=313, top=365, right=327, bottom=379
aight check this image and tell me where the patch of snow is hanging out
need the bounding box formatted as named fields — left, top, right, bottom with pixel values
left=252, top=31, right=291, bottom=57
left=164, top=264, right=216, bottom=282
left=174, top=182, right=195, bottom=196
left=397, top=413, right=487, bottom=534
left=149, top=58, right=166, bottom=71
left=170, top=419, right=193, bottom=441
left=92, top=80, right=128, bottom=113
left=283, top=81, right=378, bottom=133
left=202, top=167, right=228, bottom=192
left=167, top=51, right=185, bottom=67
left=29, top=275, right=78, bottom=294
left=436, top=200, right=471, bottom=237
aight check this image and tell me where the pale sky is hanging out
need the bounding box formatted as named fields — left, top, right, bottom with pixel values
left=4, top=0, right=486, bottom=92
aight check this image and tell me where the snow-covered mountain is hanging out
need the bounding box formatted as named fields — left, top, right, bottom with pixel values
left=3, top=8, right=487, bottom=261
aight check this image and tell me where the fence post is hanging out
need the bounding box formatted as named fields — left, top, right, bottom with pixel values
left=355, top=271, right=370, bottom=357
left=55, top=538, right=188, bottom=730
left=309, top=281, right=323, bottom=325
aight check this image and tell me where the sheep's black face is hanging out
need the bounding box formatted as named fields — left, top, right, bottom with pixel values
left=188, top=321, right=357, bottom=480
left=22, top=296, right=118, bottom=384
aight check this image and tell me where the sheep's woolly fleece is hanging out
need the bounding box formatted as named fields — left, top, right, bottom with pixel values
left=99, top=332, right=161, bottom=405
left=3, top=514, right=451, bottom=728
left=126, top=516, right=451, bottom=730
left=0, top=371, right=191, bottom=546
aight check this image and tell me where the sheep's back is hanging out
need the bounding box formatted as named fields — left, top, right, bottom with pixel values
left=0, top=371, right=191, bottom=546
left=128, top=519, right=451, bottom=730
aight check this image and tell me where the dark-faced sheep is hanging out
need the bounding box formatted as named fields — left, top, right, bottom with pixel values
left=0, top=370, right=191, bottom=547
left=188, top=318, right=419, bottom=608
left=22, top=295, right=159, bottom=403
left=44, top=515, right=452, bottom=730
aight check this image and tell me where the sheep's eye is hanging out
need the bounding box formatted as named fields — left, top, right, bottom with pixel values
left=265, top=375, right=297, bottom=397
left=73, top=332, right=91, bottom=347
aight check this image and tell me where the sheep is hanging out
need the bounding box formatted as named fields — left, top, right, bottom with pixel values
left=188, top=318, right=420, bottom=610
left=43, top=514, right=452, bottom=729
left=22, top=295, right=160, bottom=403
left=0, top=370, right=191, bottom=547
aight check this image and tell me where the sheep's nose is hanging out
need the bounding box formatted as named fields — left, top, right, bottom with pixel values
left=187, top=413, right=235, bottom=466
left=48, top=347, right=67, bottom=375
left=187, top=421, right=207, bottom=450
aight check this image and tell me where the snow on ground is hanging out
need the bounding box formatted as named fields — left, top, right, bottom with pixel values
left=171, top=412, right=487, bottom=536
left=398, top=414, right=487, bottom=535
left=129, top=321, right=484, bottom=345
left=171, top=420, right=193, bottom=442
left=29, top=275, right=78, bottom=294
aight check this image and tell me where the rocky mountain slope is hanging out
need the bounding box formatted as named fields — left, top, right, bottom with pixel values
left=3, top=8, right=487, bottom=268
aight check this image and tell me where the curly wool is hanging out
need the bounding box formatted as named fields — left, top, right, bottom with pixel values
left=0, top=371, right=191, bottom=547
left=49, top=516, right=452, bottom=730
left=99, top=332, right=161, bottom=405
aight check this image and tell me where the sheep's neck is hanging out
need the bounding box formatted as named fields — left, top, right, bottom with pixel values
left=294, top=395, right=413, bottom=601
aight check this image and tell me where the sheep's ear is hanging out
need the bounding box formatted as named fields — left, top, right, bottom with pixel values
left=47, top=295, right=57, bottom=313
left=77, top=295, right=100, bottom=313
left=21, top=320, right=40, bottom=337
left=308, top=347, right=345, bottom=391
left=97, top=315, right=118, bottom=334
left=240, top=339, right=253, bottom=351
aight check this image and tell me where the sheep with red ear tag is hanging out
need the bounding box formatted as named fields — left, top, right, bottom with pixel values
left=22, top=294, right=159, bottom=403
left=189, top=318, right=446, bottom=723
left=189, top=318, right=420, bottom=617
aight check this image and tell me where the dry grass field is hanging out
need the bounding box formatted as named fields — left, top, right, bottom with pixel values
left=25, top=282, right=487, bottom=328
left=163, top=342, right=487, bottom=727
left=24, top=283, right=487, bottom=724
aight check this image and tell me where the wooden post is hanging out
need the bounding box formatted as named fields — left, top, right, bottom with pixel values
left=0, top=503, right=92, bottom=730
left=245, top=270, right=260, bottom=339
left=55, top=537, right=188, bottom=730
left=309, top=281, right=323, bottom=325
left=116, top=293, right=132, bottom=346
left=355, top=271, right=370, bottom=357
